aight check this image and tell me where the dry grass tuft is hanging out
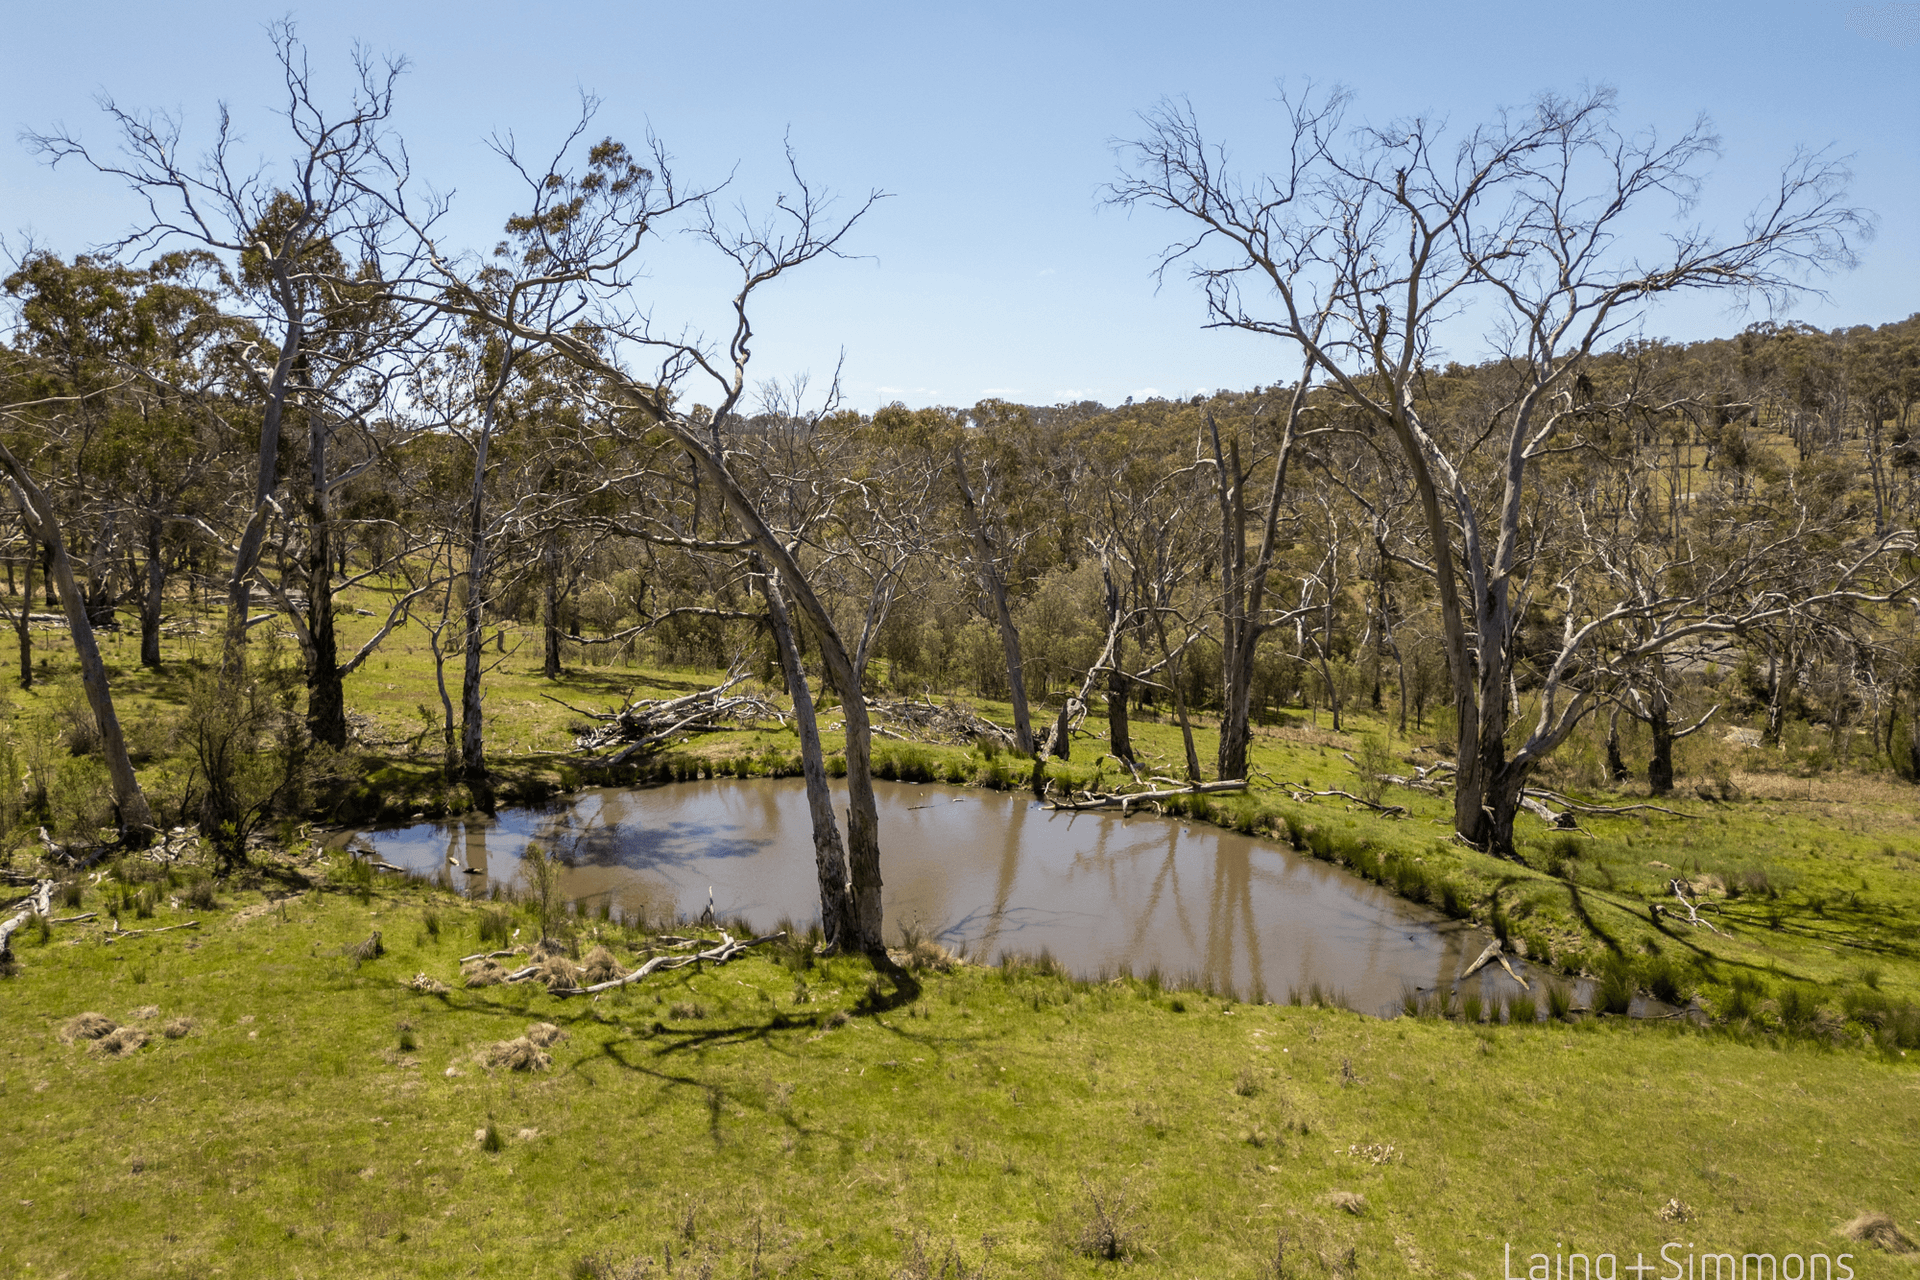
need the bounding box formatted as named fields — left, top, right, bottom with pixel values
left=58, top=1012, right=118, bottom=1044
left=525, top=1022, right=568, bottom=1048
left=1075, top=1174, right=1143, bottom=1260
left=668, top=1000, right=711, bottom=1020
left=483, top=1037, right=552, bottom=1072
left=824, top=1009, right=849, bottom=1029
left=1839, top=1212, right=1918, bottom=1254
left=89, top=1027, right=149, bottom=1057
left=1326, top=1190, right=1368, bottom=1216
left=905, top=939, right=959, bottom=972
left=461, top=958, right=505, bottom=988
left=535, top=955, right=579, bottom=993
left=409, top=972, right=451, bottom=994
left=344, top=930, right=384, bottom=965
left=161, top=1017, right=194, bottom=1039
left=580, top=945, right=623, bottom=985
left=129, top=1005, right=160, bottom=1020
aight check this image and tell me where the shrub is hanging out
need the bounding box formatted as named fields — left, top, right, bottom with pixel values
left=1777, top=983, right=1821, bottom=1032
left=1643, top=957, right=1687, bottom=1006
left=1075, top=1175, right=1143, bottom=1261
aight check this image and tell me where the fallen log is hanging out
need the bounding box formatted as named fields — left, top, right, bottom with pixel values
left=104, top=920, right=201, bottom=940
left=0, top=880, right=54, bottom=963
left=1459, top=939, right=1503, bottom=981
left=1046, top=778, right=1248, bottom=815
left=511, top=930, right=787, bottom=996
left=1286, top=787, right=1410, bottom=817
left=1664, top=879, right=1723, bottom=935
left=560, top=672, right=788, bottom=767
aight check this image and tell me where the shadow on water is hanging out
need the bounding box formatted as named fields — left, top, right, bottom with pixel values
left=340, top=778, right=1671, bottom=1018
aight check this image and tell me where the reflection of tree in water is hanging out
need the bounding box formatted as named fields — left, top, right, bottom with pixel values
left=530, top=808, right=776, bottom=870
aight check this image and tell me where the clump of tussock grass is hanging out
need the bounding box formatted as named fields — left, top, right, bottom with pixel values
left=180, top=877, right=218, bottom=911
left=342, top=931, right=384, bottom=965
left=1596, top=956, right=1635, bottom=1015
left=461, top=958, right=506, bottom=988
left=904, top=938, right=960, bottom=972
left=1232, top=1067, right=1260, bottom=1097
left=1838, top=1211, right=1918, bottom=1254
left=525, top=1022, right=567, bottom=1048
left=533, top=954, right=579, bottom=992
left=483, top=1037, right=552, bottom=1072
left=478, top=1122, right=504, bottom=1152
left=1326, top=1190, right=1368, bottom=1216
left=129, top=1004, right=159, bottom=1020
left=57, top=1012, right=117, bottom=1044
left=1461, top=991, right=1485, bottom=1025
left=1546, top=983, right=1573, bottom=1020
left=421, top=905, right=441, bottom=939
left=579, top=945, right=623, bottom=985
left=1507, top=992, right=1538, bottom=1025
left=668, top=1001, right=710, bottom=1021
left=161, top=1017, right=193, bottom=1039
left=1075, top=1174, right=1144, bottom=1261
left=90, top=1026, right=148, bottom=1057
left=409, top=972, right=450, bottom=994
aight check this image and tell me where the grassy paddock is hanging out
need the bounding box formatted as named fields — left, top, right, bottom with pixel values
left=3, top=869, right=1916, bottom=1278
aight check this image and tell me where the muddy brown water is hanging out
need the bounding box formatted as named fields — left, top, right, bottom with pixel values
left=341, top=778, right=1644, bottom=1017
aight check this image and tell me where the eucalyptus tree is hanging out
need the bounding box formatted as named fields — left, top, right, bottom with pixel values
left=0, top=362, right=157, bottom=838
left=378, top=124, right=897, bottom=949
left=1115, top=84, right=1904, bottom=855
left=28, top=25, right=435, bottom=694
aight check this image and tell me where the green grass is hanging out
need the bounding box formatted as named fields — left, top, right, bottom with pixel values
left=3, top=870, right=1915, bottom=1277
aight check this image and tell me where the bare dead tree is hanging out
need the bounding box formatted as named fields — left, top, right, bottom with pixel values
left=1114, top=83, right=1899, bottom=855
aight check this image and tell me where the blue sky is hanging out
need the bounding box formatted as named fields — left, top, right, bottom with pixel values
left=5, top=1, right=1915, bottom=410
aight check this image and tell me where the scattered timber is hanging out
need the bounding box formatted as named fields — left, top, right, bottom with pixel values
left=1046, top=778, right=1248, bottom=815
left=556, top=672, right=784, bottom=767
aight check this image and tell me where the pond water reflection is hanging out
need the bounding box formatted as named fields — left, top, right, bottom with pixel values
left=342, top=777, right=1597, bottom=1017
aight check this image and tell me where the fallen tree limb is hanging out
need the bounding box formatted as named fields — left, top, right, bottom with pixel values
left=563, top=671, right=788, bottom=767
left=837, top=694, right=1018, bottom=751
left=1518, top=793, right=1581, bottom=830
left=1525, top=788, right=1694, bottom=819
left=1663, top=879, right=1724, bottom=935
left=0, top=880, right=54, bottom=963
left=1046, top=778, right=1248, bottom=815
left=1459, top=939, right=1503, bottom=981
left=51, top=913, right=98, bottom=924
left=456, top=948, right=521, bottom=964
left=1286, top=788, right=1410, bottom=817
left=105, top=920, right=201, bottom=940
left=529, top=930, right=786, bottom=997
